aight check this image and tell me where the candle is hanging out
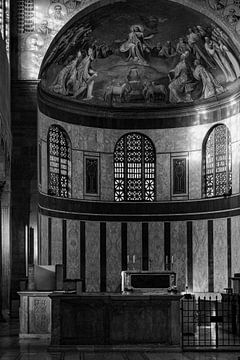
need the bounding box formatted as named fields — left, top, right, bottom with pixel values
left=127, top=255, right=129, bottom=263
left=133, top=255, right=135, bottom=263
left=171, top=256, right=174, bottom=264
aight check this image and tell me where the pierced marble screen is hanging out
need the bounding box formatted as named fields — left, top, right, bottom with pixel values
left=203, top=124, right=232, bottom=198
left=114, top=133, right=155, bottom=202
left=48, top=125, right=71, bottom=198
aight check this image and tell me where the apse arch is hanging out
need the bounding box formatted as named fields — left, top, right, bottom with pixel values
left=38, top=0, right=240, bottom=111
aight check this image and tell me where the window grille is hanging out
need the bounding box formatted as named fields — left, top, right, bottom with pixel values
left=114, top=133, right=155, bottom=202
left=48, top=125, right=71, bottom=198
left=203, top=125, right=232, bottom=198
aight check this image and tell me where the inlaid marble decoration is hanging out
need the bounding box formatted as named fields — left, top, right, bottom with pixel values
left=189, top=150, right=202, bottom=199
left=29, top=297, right=51, bottom=333
left=106, top=222, right=121, bottom=292
left=127, top=223, right=142, bottom=271
left=231, top=215, right=240, bottom=276
left=72, top=150, right=83, bottom=199
left=101, top=154, right=113, bottom=201
left=41, top=141, right=48, bottom=194
left=213, top=218, right=228, bottom=292
left=148, top=222, right=164, bottom=271
left=51, top=218, right=63, bottom=265
left=40, top=215, right=49, bottom=265
left=171, top=221, right=187, bottom=292
left=192, top=220, right=208, bottom=292
left=66, top=220, right=81, bottom=279
left=156, top=153, right=170, bottom=201
left=85, top=221, right=100, bottom=292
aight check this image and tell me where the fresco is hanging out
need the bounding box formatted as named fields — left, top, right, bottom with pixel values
left=207, top=0, right=240, bottom=36
left=17, top=0, right=97, bottom=79
left=39, top=0, right=240, bottom=107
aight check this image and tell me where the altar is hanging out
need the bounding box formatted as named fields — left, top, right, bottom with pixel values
left=49, top=293, right=182, bottom=346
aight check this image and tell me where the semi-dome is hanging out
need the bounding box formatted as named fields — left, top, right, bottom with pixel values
left=39, top=0, right=240, bottom=110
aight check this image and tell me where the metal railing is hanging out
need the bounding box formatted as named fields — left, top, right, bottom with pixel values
left=181, top=294, right=240, bottom=349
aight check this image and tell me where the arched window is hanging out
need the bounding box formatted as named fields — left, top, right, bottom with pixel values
left=48, top=125, right=71, bottom=198
left=203, top=124, right=232, bottom=198
left=114, top=133, right=156, bottom=202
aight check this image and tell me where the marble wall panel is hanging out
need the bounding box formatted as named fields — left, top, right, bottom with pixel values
left=51, top=218, right=62, bottom=265
left=156, top=153, right=170, bottom=201
left=189, top=150, right=202, bottom=200
left=192, top=220, right=208, bottom=293
left=66, top=220, right=81, bottom=279
left=72, top=150, right=83, bottom=199
left=40, top=215, right=49, bottom=265
left=85, top=221, right=100, bottom=292
left=213, top=218, right=228, bottom=292
left=232, top=142, right=240, bottom=195
left=101, top=153, right=114, bottom=201
left=127, top=223, right=142, bottom=271
left=41, top=141, right=47, bottom=194
left=148, top=222, right=165, bottom=271
left=231, top=216, right=240, bottom=277
left=106, top=222, right=121, bottom=292
left=171, top=222, right=187, bottom=292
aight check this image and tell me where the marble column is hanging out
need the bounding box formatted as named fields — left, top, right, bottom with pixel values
left=127, top=223, right=142, bottom=271
left=171, top=221, right=187, bottom=292
left=192, top=220, right=208, bottom=293
left=85, top=221, right=100, bottom=292
left=213, top=218, right=228, bottom=292
left=148, top=222, right=164, bottom=271
left=106, top=222, right=121, bottom=292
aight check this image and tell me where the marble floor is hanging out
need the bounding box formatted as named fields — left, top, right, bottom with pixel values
left=1, top=320, right=240, bottom=360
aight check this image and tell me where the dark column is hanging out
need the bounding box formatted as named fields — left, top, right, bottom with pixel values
left=0, top=181, right=6, bottom=322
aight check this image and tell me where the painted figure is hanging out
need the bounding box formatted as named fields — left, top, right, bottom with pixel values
left=50, top=50, right=82, bottom=95
left=209, top=0, right=225, bottom=10
left=49, top=4, right=67, bottom=33
left=218, top=39, right=240, bottom=78
left=159, top=41, right=176, bottom=58
left=176, top=38, right=191, bottom=55
left=65, top=0, right=77, bottom=14
left=73, top=48, right=97, bottom=100
left=204, top=37, right=236, bottom=82
left=193, top=59, right=224, bottom=99
left=224, top=8, right=240, bottom=25
left=168, top=53, right=195, bottom=103
left=120, top=24, right=153, bottom=64
left=37, top=20, right=52, bottom=36
left=187, top=28, right=215, bottom=68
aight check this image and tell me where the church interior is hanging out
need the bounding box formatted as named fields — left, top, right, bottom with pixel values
left=1, top=0, right=240, bottom=359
